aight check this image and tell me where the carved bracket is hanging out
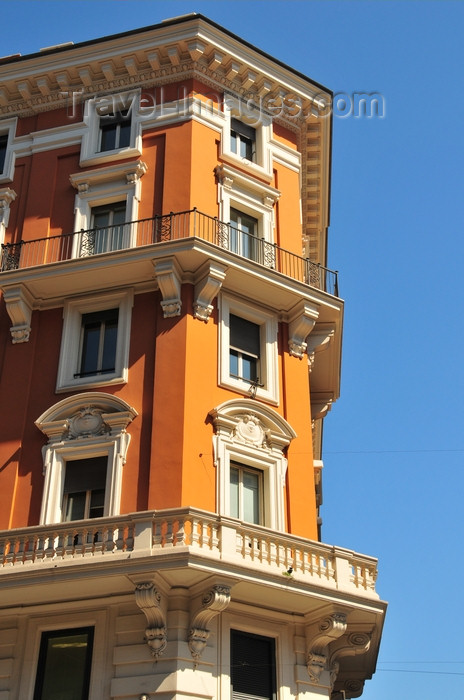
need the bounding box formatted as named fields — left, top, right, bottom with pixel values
left=3, top=285, right=33, bottom=343
left=288, top=301, right=319, bottom=358
left=154, top=257, right=182, bottom=318
left=135, top=582, right=168, bottom=658
left=193, top=261, right=227, bottom=321
left=328, top=631, right=371, bottom=691
left=188, top=584, right=231, bottom=662
left=307, top=324, right=335, bottom=373
left=305, top=612, right=347, bottom=683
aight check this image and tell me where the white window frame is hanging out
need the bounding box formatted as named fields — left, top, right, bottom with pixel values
left=210, top=399, right=297, bottom=532
left=18, top=611, right=107, bottom=700
left=0, top=117, right=16, bottom=183
left=36, top=393, right=137, bottom=525
left=221, top=95, right=273, bottom=176
left=219, top=612, right=294, bottom=700
left=70, top=160, right=147, bottom=258
left=56, top=288, right=133, bottom=392
left=80, top=90, right=142, bottom=166
left=219, top=294, right=279, bottom=404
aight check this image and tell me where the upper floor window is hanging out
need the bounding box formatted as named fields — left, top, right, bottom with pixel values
left=229, top=208, right=259, bottom=261
left=230, top=462, right=263, bottom=525
left=230, top=118, right=256, bottom=161
left=0, top=134, right=8, bottom=174
left=230, top=629, right=276, bottom=700
left=229, top=313, right=260, bottom=385
left=99, top=109, right=131, bottom=152
left=34, top=627, right=94, bottom=700
left=56, top=289, right=132, bottom=392
left=62, top=457, right=107, bottom=521
left=80, top=202, right=128, bottom=255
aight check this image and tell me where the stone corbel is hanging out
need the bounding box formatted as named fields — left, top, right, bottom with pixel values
left=328, top=632, right=371, bottom=693
left=311, top=395, right=333, bottom=422
left=188, top=584, right=231, bottom=662
left=193, top=261, right=227, bottom=322
left=307, top=324, right=335, bottom=373
left=154, top=257, right=182, bottom=318
left=305, top=612, right=347, bottom=683
left=3, top=285, right=33, bottom=343
left=288, top=301, right=319, bottom=358
left=135, top=582, right=168, bottom=659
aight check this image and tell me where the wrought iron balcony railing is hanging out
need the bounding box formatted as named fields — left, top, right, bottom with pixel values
left=0, top=209, right=338, bottom=295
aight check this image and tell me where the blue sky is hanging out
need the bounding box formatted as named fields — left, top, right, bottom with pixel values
left=2, top=1, right=463, bottom=698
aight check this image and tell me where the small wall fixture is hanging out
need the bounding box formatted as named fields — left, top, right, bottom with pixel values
left=140, top=695, right=150, bottom=700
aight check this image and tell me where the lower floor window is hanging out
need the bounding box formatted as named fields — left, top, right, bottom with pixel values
left=62, top=457, right=107, bottom=521
left=76, top=308, right=119, bottom=378
left=231, top=629, right=276, bottom=700
left=33, top=626, right=94, bottom=700
left=230, top=462, right=262, bottom=525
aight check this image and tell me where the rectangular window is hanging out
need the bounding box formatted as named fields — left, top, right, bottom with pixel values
left=229, top=313, right=260, bottom=384
left=231, top=630, right=276, bottom=700
left=75, top=308, right=119, bottom=378
left=230, top=118, right=256, bottom=161
left=33, top=626, right=94, bottom=700
left=79, top=201, right=127, bottom=256
left=0, top=133, right=8, bottom=173
left=99, top=109, right=131, bottom=152
left=230, top=462, right=262, bottom=525
left=230, top=208, right=258, bottom=261
left=62, top=457, right=107, bottom=521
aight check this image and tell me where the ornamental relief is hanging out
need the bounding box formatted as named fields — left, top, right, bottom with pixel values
left=66, top=406, right=110, bottom=440
left=233, top=413, right=271, bottom=449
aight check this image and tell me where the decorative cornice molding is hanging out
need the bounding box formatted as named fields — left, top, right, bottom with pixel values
left=135, top=582, right=167, bottom=659
left=188, top=584, right=231, bottom=662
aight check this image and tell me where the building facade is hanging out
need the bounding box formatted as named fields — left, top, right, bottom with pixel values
left=0, top=14, right=386, bottom=700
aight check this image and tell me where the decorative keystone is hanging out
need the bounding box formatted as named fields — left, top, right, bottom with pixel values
left=135, top=582, right=167, bottom=658
left=188, top=584, right=231, bottom=662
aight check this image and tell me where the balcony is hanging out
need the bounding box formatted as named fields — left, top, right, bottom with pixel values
left=0, top=209, right=338, bottom=296
left=0, top=507, right=378, bottom=602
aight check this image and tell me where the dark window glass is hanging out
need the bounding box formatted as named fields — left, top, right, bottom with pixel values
left=230, top=314, right=260, bottom=382
left=76, top=308, right=118, bottom=377
left=99, top=110, right=131, bottom=151
left=63, top=457, right=107, bottom=521
left=33, top=627, right=94, bottom=700
left=231, top=629, right=276, bottom=700
left=0, top=134, right=8, bottom=173
left=231, top=118, right=255, bottom=160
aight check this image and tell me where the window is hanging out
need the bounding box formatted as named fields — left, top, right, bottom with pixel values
left=229, top=313, right=260, bottom=384
left=33, top=627, right=94, bottom=700
left=36, top=393, right=137, bottom=525
left=56, top=289, right=132, bottom=392
left=219, top=295, right=278, bottom=403
left=62, top=457, right=107, bottom=521
left=80, top=92, right=142, bottom=166
left=99, top=109, right=131, bottom=152
left=230, top=118, right=256, bottom=161
left=0, top=134, right=7, bottom=174
left=229, top=208, right=259, bottom=261
left=209, top=399, right=296, bottom=531
left=230, top=462, right=263, bottom=525
left=231, top=630, right=276, bottom=700
left=79, top=202, right=128, bottom=256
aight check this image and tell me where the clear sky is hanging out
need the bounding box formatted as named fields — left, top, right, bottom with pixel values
left=2, top=1, right=463, bottom=698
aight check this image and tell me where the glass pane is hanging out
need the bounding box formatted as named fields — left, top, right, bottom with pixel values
left=101, top=320, right=117, bottom=372
left=34, top=628, right=93, bottom=700
left=80, top=323, right=100, bottom=375
left=100, top=123, right=117, bottom=151
left=119, top=120, right=131, bottom=148
left=229, top=349, right=239, bottom=378
left=230, top=467, right=239, bottom=518
left=230, top=130, right=238, bottom=154
left=243, top=470, right=260, bottom=524
left=89, top=489, right=105, bottom=518
left=241, top=354, right=257, bottom=382
left=65, top=492, right=86, bottom=521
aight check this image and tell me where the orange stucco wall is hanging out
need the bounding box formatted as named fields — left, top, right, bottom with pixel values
left=0, top=89, right=319, bottom=540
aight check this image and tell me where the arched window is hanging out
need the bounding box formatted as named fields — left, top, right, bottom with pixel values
left=35, top=393, right=137, bottom=525
left=209, top=399, right=296, bottom=531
